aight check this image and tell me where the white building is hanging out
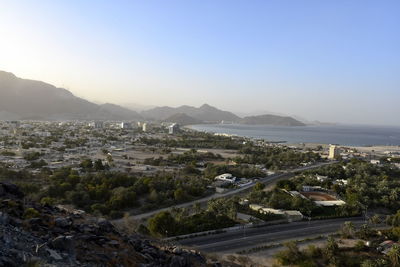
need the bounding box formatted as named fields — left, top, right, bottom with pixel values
left=215, top=173, right=237, bottom=183
left=314, top=200, right=346, bottom=207
left=333, top=179, right=348, bottom=186
left=249, top=204, right=303, bottom=221
left=89, top=121, right=104, bottom=129
left=120, top=122, right=132, bottom=129
left=328, top=144, right=340, bottom=160
left=302, top=185, right=323, bottom=192
left=142, top=123, right=151, bottom=132
left=168, top=123, right=180, bottom=134
left=316, top=175, right=328, bottom=182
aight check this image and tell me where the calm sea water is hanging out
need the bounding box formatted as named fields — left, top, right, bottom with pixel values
left=188, top=124, right=400, bottom=146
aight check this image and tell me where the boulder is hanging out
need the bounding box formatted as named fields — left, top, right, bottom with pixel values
left=98, top=219, right=114, bottom=233
left=50, top=235, right=75, bottom=255
left=54, top=217, right=73, bottom=228
left=169, top=255, right=187, bottom=267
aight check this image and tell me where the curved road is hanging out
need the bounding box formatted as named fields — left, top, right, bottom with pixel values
left=114, top=161, right=336, bottom=222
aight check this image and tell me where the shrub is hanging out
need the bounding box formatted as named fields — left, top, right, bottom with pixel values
left=24, top=208, right=40, bottom=219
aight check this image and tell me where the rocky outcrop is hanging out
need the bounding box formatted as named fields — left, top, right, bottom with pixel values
left=0, top=182, right=213, bottom=266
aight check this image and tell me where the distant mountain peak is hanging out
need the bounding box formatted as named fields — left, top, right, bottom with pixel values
left=142, top=104, right=240, bottom=123
left=199, top=103, right=213, bottom=109
left=164, top=113, right=203, bottom=125
left=0, top=70, right=17, bottom=79
left=0, top=70, right=142, bottom=120
left=241, top=114, right=306, bottom=126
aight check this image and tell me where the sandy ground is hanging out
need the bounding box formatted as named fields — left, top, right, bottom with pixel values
left=351, top=145, right=400, bottom=154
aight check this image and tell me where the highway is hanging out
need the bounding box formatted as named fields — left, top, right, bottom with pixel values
left=177, top=217, right=365, bottom=253
left=113, top=161, right=336, bottom=222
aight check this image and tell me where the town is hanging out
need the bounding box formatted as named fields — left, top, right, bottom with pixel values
left=1, top=119, right=400, bottom=266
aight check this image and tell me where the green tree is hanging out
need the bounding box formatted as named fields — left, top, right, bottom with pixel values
left=253, top=182, right=265, bottom=191
left=174, top=188, right=187, bottom=202
left=340, top=221, right=355, bottom=238
left=370, top=214, right=381, bottom=225
left=388, top=244, right=400, bottom=267
left=94, top=159, right=105, bottom=171
left=361, top=259, right=379, bottom=267
left=80, top=159, right=93, bottom=169
left=148, top=211, right=177, bottom=237
left=324, top=236, right=339, bottom=260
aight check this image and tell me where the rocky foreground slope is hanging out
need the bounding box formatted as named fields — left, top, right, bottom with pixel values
left=0, top=182, right=222, bottom=267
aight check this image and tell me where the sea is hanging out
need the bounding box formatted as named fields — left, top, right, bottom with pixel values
left=188, top=124, right=400, bottom=147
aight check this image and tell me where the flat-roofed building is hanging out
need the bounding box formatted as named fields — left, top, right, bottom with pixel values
left=328, top=144, right=340, bottom=160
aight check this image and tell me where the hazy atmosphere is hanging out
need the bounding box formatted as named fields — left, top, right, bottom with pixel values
left=1, top=0, right=399, bottom=125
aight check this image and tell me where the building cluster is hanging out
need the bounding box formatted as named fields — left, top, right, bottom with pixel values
left=0, top=120, right=181, bottom=173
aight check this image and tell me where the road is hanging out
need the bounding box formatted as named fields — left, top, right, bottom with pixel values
left=177, top=217, right=365, bottom=253
left=114, top=161, right=336, bottom=222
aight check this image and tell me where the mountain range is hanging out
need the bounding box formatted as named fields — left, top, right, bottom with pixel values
left=0, top=70, right=306, bottom=126
left=240, top=114, right=306, bottom=126
left=141, top=104, right=240, bottom=123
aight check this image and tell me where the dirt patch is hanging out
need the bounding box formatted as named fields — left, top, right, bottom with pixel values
left=301, top=192, right=337, bottom=201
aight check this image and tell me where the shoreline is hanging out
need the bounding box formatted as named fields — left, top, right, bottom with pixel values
left=185, top=124, right=400, bottom=151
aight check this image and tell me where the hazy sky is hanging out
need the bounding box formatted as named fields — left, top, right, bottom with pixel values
left=0, top=0, right=399, bottom=126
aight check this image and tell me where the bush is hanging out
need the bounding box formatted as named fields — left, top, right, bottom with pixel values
left=24, top=208, right=40, bottom=219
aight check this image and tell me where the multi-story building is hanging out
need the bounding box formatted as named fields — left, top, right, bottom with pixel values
left=328, top=144, right=340, bottom=160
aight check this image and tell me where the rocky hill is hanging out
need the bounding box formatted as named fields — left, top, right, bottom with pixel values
left=99, top=103, right=142, bottom=120
left=0, top=182, right=218, bottom=266
left=141, top=104, right=240, bottom=123
left=164, top=113, right=203, bottom=125
left=0, top=70, right=309, bottom=126
left=0, top=71, right=140, bottom=121
left=240, top=114, right=306, bottom=126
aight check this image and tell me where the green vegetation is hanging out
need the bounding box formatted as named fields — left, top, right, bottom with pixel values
left=273, top=237, right=380, bottom=267
left=234, top=145, right=321, bottom=170
left=204, top=163, right=265, bottom=179
left=23, top=152, right=42, bottom=161
left=147, top=198, right=238, bottom=237
left=143, top=149, right=223, bottom=166
left=247, top=186, right=324, bottom=216
left=273, top=221, right=400, bottom=267
left=139, top=132, right=245, bottom=149
left=0, top=150, right=16, bottom=156
left=24, top=207, right=40, bottom=219
left=36, top=168, right=211, bottom=218
left=298, top=159, right=400, bottom=213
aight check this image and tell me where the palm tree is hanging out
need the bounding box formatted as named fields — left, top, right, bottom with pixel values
left=341, top=221, right=355, bottom=238
left=388, top=244, right=400, bottom=267
left=361, top=259, right=378, bottom=267
left=369, top=214, right=381, bottom=225
left=390, top=189, right=398, bottom=202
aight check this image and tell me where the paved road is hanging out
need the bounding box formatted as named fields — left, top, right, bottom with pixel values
left=114, top=161, right=336, bottom=222
left=177, top=217, right=365, bottom=253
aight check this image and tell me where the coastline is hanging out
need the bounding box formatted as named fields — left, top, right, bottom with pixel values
left=185, top=124, right=400, bottom=151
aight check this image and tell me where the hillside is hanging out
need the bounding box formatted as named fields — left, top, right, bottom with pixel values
left=0, top=182, right=217, bottom=266
left=164, top=113, right=203, bottom=125
left=0, top=71, right=139, bottom=121
left=241, top=114, right=306, bottom=126
left=142, top=104, right=240, bottom=123
left=99, top=103, right=142, bottom=120
left=0, top=70, right=310, bottom=126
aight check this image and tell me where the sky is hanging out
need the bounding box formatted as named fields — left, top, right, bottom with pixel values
left=0, top=0, right=399, bottom=126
